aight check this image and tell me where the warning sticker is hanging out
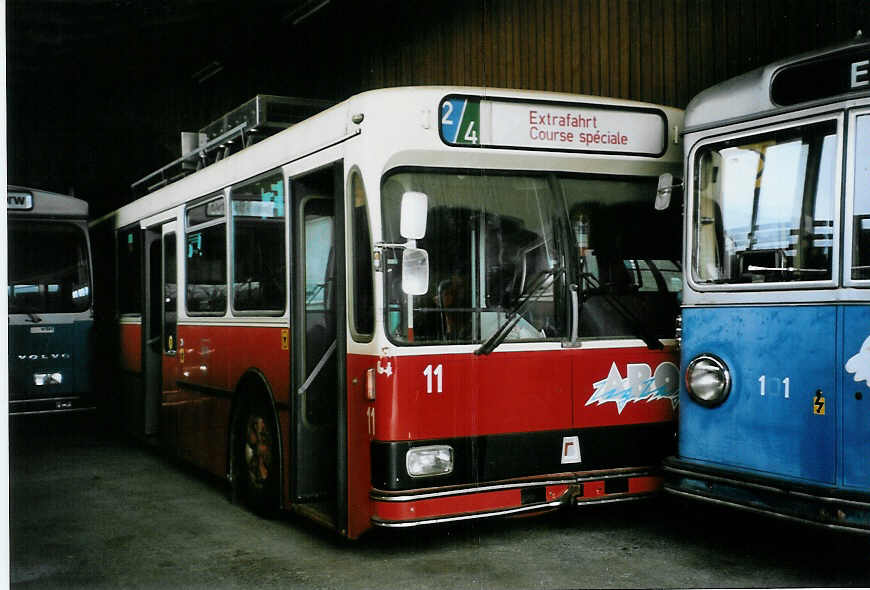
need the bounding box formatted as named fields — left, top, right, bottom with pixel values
left=813, top=391, right=826, bottom=415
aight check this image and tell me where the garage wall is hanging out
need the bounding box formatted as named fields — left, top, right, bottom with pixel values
left=345, top=0, right=867, bottom=108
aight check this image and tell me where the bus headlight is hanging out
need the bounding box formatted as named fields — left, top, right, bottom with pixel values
left=406, top=445, right=454, bottom=477
left=34, top=372, right=63, bottom=386
left=685, top=354, right=730, bottom=406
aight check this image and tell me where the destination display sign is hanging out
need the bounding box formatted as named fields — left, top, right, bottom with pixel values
left=771, top=45, right=870, bottom=106
left=7, top=191, right=33, bottom=210
left=439, top=96, right=666, bottom=156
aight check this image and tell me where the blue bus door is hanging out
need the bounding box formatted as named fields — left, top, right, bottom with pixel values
left=843, top=306, right=870, bottom=490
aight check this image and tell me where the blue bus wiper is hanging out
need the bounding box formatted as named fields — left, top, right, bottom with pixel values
left=746, top=265, right=828, bottom=274
left=9, top=303, right=42, bottom=323
left=475, top=266, right=562, bottom=356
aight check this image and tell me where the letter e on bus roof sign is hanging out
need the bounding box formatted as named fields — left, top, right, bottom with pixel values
left=770, top=45, right=870, bottom=106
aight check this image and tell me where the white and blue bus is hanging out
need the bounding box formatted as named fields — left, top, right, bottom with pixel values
left=663, top=36, right=870, bottom=533
left=7, top=186, right=95, bottom=415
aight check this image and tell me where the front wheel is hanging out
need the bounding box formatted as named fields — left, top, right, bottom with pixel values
left=236, top=395, right=280, bottom=517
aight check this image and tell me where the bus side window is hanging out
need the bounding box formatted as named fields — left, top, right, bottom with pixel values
left=117, top=225, right=141, bottom=315
left=350, top=170, right=374, bottom=339
left=186, top=195, right=227, bottom=314
left=230, top=171, right=286, bottom=313
left=696, top=151, right=725, bottom=282
left=163, top=232, right=177, bottom=353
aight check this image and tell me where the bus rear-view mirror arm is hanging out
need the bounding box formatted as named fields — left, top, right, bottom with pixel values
left=372, top=240, right=430, bottom=295
left=655, top=172, right=683, bottom=211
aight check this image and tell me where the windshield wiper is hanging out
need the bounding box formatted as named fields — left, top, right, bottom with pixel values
left=9, top=303, right=43, bottom=323
left=579, top=271, right=663, bottom=350
left=746, top=265, right=828, bottom=274
left=475, top=266, right=561, bottom=356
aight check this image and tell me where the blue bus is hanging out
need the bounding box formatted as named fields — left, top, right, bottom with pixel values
left=7, top=186, right=95, bottom=415
left=663, top=36, right=870, bottom=533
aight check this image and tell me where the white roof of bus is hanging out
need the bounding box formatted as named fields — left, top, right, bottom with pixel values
left=99, top=86, right=683, bottom=229
left=684, top=36, right=870, bottom=131
left=7, top=184, right=88, bottom=218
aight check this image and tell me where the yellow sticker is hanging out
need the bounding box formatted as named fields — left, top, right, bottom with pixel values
left=281, top=329, right=289, bottom=350
left=813, top=392, right=825, bottom=415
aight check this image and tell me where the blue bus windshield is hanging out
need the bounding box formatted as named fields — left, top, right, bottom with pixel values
left=692, top=121, right=837, bottom=285
left=8, top=220, right=91, bottom=314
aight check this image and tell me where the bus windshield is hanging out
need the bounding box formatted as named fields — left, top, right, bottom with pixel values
left=381, top=171, right=681, bottom=345
left=8, top=221, right=91, bottom=314
left=692, top=120, right=837, bottom=285
left=562, top=176, right=681, bottom=340
left=382, top=171, right=566, bottom=345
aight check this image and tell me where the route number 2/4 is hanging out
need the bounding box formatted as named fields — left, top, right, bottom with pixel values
left=758, top=375, right=790, bottom=398
left=441, top=100, right=479, bottom=145
left=423, top=364, right=443, bottom=394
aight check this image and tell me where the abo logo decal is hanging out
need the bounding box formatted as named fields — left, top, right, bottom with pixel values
left=586, top=362, right=679, bottom=414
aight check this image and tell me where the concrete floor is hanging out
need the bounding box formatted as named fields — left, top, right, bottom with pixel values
left=9, top=413, right=870, bottom=589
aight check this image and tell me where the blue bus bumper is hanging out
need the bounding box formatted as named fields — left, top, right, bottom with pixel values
left=663, top=456, right=870, bottom=534
left=9, top=393, right=96, bottom=416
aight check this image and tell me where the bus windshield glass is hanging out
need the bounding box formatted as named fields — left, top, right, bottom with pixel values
left=382, top=171, right=566, bottom=345
left=561, top=176, right=681, bottom=340
left=692, top=120, right=837, bottom=285
left=381, top=171, right=681, bottom=345
left=8, top=221, right=91, bottom=313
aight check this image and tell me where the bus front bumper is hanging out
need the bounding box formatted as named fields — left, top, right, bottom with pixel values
left=663, top=457, right=870, bottom=535
left=8, top=394, right=96, bottom=416
left=370, top=468, right=662, bottom=528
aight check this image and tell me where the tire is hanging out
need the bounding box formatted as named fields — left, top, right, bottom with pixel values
left=236, top=394, right=280, bottom=517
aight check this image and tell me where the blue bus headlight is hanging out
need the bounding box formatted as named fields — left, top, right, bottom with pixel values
left=406, top=445, right=454, bottom=477
left=33, top=372, right=63, bottom=386
left=685, top=354, right=731, bottom=406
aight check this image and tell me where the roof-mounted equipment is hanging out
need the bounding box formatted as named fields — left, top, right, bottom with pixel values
left=131, top=94, right=333, bottom=195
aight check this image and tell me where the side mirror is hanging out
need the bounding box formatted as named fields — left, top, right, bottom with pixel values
left=401, top=247, right=429, bottom=295
left=400, top=191, right=428, bottom=239
left=655, top=173, right=682, bottom=211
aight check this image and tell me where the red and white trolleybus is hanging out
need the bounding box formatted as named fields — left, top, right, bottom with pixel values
left=93, top=89, right=684, bottom=538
